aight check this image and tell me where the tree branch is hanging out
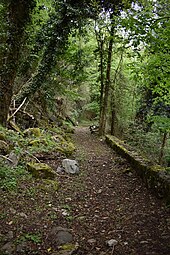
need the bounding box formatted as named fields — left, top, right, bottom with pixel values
left=8, top=97, right=27, bottom=122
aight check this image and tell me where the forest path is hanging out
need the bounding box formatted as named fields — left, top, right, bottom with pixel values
left=66, top=126, right=170, bottom=254
left=1, top=127, right=170, bottom=255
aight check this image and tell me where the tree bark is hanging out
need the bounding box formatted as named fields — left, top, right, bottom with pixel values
left=110, top=99, right=116, bottom=135
left=159, top=132, right=168, bottom=165
left=99, top=40, right=105, bottom=111
left=110, top=49, right=124, bottom=135
left=0, top=0, right=35, bottom=127
left=99, top=16, right=114, bottom=136
left=94, top=23, right=105, bottom=133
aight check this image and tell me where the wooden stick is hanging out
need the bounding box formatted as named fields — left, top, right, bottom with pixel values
left=8, top=97, right=27, bottom=122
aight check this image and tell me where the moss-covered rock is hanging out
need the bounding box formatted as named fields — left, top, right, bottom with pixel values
left=52, top=135, right=75, bottom=155
left=28, top=139, right=47, bottom=146
left=23, top=128, right=41, bottom=137
left=0, top=132, right=6, bottom=141
left=0, top=140, right=10, bottom=155
left=52, top=134, right=67, bottom=143
left=27, top=162, right=56, bottom=179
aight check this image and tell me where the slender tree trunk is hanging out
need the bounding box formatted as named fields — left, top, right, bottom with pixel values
left=99, top=40, right=105, bottom=110
left=99, top=17, right=114, bottom=136
left=159, top=132, right=168, bottom=165
left=94, top=24, right=105, bottom=125
left=0, top=0, right=35, bottom=127
left=98, top=39, right=105, bottom=133
left=110, top=50, right=124, bottom=135
left=110, top=97, right=116, bottom=135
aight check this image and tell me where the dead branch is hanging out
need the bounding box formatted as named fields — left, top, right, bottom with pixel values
left=0, top=155, right=13, bottom=163
left=8, top=97, right=27, bottom=122
left=24, top=150, right=41, bottom=163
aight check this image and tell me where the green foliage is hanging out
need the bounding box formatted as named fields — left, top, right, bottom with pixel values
left=0, top=124, right=75, bottom=191
left=17, top=233, right=41, bottom=244
left=109, top=0, right=170, bottom=165
left=1, top=0, right=169, bottom=167
left=150, top=116, right=170, bottom=133
left=120, top=0, right=170, bottom=106
left=16, top=0, right=97, bottom=102
left=0, top=163, right=27, bottom=191
left=83, top=102, right=100, bottom=116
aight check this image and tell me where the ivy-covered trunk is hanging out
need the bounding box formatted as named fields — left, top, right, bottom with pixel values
left=0, top=0, right=35, bottom=127
left=16, top=1, right=88, bottom=103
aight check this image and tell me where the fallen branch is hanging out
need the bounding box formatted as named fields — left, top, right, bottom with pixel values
left=0, top=155, right=13, bottom=163
left=24, top=150, right=41, bottom=163
left=8, top=97, right=27, bottom=122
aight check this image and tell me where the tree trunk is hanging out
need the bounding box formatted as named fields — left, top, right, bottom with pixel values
left=110, top=97, right=116, bottom=135
left=159, top=132, right=168, bottom=165
left=99, top=40, right=105, bottom=110
left=99, top=17, right=114, bottom=136
left=98, top=39, right=105, bottom=134
left=110, top=50, right=124, bottom=136
left=15, top=4, right=80, bottom=103
left=94, top=25, right=105, bottom=134
left=0, top=0, right=35, bottom=127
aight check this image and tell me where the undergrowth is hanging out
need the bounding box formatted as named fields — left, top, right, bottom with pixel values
left=125, top=124, right=170, bottom=167
left=0, top=125, right=75, bottom=192
left=0, top=163, right=30, bottom=191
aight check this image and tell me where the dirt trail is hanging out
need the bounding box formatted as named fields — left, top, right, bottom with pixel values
left=0, top=127, right=170, bottom=255
left=67, top=127, right=170, bottom=254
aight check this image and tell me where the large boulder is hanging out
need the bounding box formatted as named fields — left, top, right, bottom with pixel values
left=27, top=162, right=56, bottom=179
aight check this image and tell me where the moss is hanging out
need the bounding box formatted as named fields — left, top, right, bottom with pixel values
left=28, top=139, right=47, bottom=146
left=27, top=162, right=56, bottom=179
left=106, top=134, right=170, bottom=204
left=0, top=140, right=10, bottom=155
left=67, top=142, right=76, bottom=153
left=60, top=243, right=76, bottom=251
left=23, top=128, right=41, bottom=137
left=53, top=135, right=75, bottom=155
left=39, top=179, right=59, bottom=191
left=150, top=165, right=165, bottom=172
left=0, top=132, right=6, bottom=141
left=52, top=134, right=67, bottom=143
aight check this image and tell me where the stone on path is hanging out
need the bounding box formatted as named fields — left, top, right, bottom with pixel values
left=1, top=241, right=15, bottom=254
left=62, top=159, right=79, bottom=174
left=106, top=239, right=118, bottom=247
left=49, top=226, right=73, bottom=245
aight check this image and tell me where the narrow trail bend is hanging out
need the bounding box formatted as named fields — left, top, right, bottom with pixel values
left=64, top=127, right=170, bottom=255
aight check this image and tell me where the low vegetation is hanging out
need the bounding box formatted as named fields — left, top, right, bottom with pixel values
left=0, top=124, right=75, bottom=192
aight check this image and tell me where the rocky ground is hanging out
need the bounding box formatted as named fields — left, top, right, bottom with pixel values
left=0, top=127, right=170, bottom=255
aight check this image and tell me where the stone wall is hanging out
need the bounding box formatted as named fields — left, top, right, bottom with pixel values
left=106, top=135, right=170, bottom=204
